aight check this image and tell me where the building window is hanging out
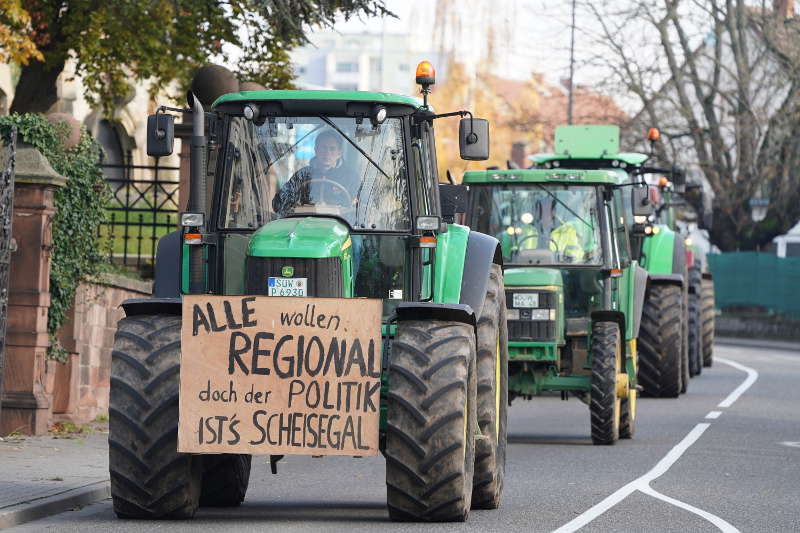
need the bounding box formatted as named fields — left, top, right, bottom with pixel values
left=398, top=63, right=409, bottom=72
left=336, top=62, right=358, bottom=73
left=333, top=83, right=358, bottom=91
left=370, top=57, right=382, bottom=73
left=298, top=66, right=306, bottom=74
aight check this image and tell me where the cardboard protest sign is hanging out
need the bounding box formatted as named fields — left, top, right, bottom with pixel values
left=178, top=296, right=383, bottom=456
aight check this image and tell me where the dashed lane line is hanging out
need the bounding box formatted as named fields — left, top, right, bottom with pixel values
left=552, top=357, right=759, bottom=533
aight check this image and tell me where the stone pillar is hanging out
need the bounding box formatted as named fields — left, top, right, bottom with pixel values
left=0, top=144, right=66, bottom=435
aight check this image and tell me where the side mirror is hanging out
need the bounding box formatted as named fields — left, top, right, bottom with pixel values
left=459, top=118, right=489, bottom=161
left=439, top=183, right=468, bottom=223
left=147, top=113, right=175, bottom=157
left=631, top=184, right=653, bottom=217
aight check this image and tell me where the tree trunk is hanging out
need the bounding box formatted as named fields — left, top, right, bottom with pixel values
left=9, top=58, right=66, bottom=115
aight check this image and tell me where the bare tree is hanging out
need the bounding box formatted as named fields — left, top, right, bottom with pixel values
left=580, top=0, right=800, bottom=251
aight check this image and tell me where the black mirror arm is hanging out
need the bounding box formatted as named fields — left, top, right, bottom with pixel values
left=416, top=110, right=477, bottom=141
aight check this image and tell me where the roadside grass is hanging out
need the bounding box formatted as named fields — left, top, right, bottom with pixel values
left=98, top=204, right=176, bottom=259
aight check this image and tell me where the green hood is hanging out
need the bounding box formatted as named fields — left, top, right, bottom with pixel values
left=248, top=217, right=350, bottom=258
left=504, top=267, right=563, bottom=287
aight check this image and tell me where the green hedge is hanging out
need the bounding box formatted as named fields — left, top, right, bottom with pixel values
left=0, top=114, right=110, bottom=362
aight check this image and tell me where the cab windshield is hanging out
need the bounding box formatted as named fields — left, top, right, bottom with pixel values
left=469, top=184, right=603, bottom=265
left=220, top=116, right=410, bottom=231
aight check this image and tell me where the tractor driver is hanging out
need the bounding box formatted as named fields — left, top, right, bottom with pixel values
left=272, top=130, right=355, bottom=216
left=513, top=198, right=583, bottom=263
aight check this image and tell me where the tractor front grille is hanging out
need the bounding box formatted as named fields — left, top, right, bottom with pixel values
left=507, top=320, right=557, bottom=341
left=506, top=289, right=558, bottom=342
left=246, top=257, right=343, bottom=297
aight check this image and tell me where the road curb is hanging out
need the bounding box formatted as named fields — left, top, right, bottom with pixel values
left=716, top=337, right=800, bottom=352
left=0, top=480, right=110, bottom=530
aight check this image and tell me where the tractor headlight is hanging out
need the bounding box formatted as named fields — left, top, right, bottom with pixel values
left=181, top=212, right=204, bottom=227
left=416, top=215, right=440, bottom=231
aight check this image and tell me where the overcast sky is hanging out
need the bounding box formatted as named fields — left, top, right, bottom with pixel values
left=327, top=0, right=584, bottom=85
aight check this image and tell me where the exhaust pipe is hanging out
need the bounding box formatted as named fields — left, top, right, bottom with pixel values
left=187, top=92, right=206, bottom=294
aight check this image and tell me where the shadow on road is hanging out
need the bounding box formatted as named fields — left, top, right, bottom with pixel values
left=196, top=500, right=389, bottom=523
left=508, top=433, right=593, bottom=446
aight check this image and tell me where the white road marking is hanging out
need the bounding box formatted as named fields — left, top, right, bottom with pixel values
left=716, top=357, right=759, bottom=408
left=639, top=485, right=739, bottom=533
left=780, top=441, right=800, bottom=448
left=553, top=356, right=761, bottom=533
left=553, top=424, right=716, bottom=533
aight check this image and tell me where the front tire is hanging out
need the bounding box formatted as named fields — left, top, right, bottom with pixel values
left=200, top=454, right=252, bottom=507
left=472, top=265, right=508, bottom=509
left=590, top=321, right=621, bottom=445
left=638, top=284, right=682, bottom=398
left=701, top=278, right=715, bottom=367
left=688, top=265, right=703, bottom=377
left=109, top=315, right=201, bottom=519
left=386, top=320, right=477, bottom=522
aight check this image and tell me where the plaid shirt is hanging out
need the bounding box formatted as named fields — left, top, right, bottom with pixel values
left=271, top=158, right=346, bottom=216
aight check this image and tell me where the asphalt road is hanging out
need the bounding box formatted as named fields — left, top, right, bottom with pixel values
left=8, top=343, right=800, bottom=532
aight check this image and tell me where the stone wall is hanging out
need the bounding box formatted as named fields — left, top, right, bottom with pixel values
left=55, top=274, right=152, bottom=424
left=715, top=313, right=800, bottom=342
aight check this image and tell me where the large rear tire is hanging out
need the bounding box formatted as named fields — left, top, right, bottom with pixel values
left=701, top=278, right=715, bottom=367
left=638, top=284, right=682, bottom=398
left=472, top=265, right=508, bottom=509
left=109, top=314, right=202, bottom=519
left=590, top=321, right=621, bottom=445
left=688, top=265, right=702, bottom=377
left=680, top=269, right=690, bottom=394
left=200, top=454, right=252, bottom=507
left=386, top=320, right=477, bottom=522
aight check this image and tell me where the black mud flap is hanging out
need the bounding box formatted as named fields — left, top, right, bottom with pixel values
left=395, top=302, right=476, bottom=330
left=121, top=297, right=182, bottom=317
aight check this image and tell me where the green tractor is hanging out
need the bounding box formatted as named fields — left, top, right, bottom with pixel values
left=462, top=156, right=651, bottom=444
left=642, top=170, right=716, bottom=375
left=531, top=125, right=693, bottom=399
left=108, top=64, right=509, bottom=522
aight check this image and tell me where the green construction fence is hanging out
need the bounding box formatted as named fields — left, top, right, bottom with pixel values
left=708, top=252, right=800, bottom=317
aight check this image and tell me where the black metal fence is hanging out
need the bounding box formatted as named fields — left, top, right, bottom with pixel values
left=99, top=158, right=180, bottom=277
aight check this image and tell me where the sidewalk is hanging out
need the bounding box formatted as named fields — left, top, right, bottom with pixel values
left=0, top=421, right=110, bottom=529
left=715, top=336, right=800, bottom=353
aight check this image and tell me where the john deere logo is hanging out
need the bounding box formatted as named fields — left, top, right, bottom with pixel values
left=281, top=266, right=294, bottom=277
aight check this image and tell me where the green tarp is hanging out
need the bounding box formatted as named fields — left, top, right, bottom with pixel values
left=708, top=252, right=800, bottom=316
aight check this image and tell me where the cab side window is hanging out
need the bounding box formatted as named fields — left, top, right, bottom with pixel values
left=412, top=121, right=439, bottom=217
left=612, top=189, right=632, bottom=265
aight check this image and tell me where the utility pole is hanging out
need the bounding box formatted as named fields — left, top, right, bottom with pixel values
left=567, top=0, right=576, bottom=125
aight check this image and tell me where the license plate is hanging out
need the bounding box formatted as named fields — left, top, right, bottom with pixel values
left=513, top=293, right=539, bottom=308
left=267, top=277, right=307, bottom=297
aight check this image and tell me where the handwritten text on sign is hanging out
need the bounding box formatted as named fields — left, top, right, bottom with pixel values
left=178, top=296, right=383, bottom=455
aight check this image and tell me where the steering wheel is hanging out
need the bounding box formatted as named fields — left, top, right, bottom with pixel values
left=305, top=178, right=354, bottom=207
left=514, top=233, right=559, bottom=251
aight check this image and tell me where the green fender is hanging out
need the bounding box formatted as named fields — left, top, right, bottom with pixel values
left=640, top=226, right=676, bottom=274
